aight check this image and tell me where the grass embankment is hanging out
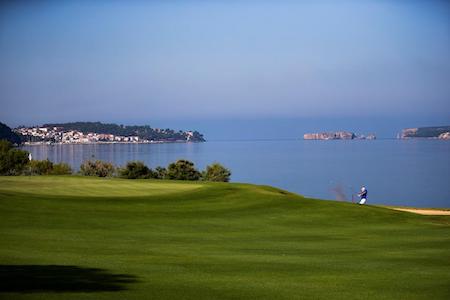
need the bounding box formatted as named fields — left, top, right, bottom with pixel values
left=0, top=176, right=449, bottom=299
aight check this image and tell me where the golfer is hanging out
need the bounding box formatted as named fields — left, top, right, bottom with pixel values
left=357, top=187, right=367, bottom=205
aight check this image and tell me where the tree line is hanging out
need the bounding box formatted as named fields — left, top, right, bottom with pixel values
left=0, top=140, right=231, bottom=182
left=80, top=159, right=230, bottom=182
left=0, top=140, right=73, bottom=175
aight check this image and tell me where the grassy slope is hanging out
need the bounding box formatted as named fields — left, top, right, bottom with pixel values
left=0, top=176, right=449, bottom=300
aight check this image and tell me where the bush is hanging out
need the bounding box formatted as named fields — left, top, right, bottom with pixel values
left=119, top=161, right=155, bottom=179
left=80, top=160, right=115, bottom=177
left=202, top=163, right=231, bottom=182
left=51, top=162, right=72, bottom=175
left=0, top=140, right=12, bottom=153
left=28, top=159, right=54, bottom=175
left=0, top=140, right=29, bottom=175
left=24, top=159, right=72, bottom=175
left=154, top=166, right=167, bottom=179
left=166, top=159, right=201, bottom=181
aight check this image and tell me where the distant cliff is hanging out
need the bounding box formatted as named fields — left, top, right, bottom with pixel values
left=303, top=131, right=376, bottom=140
left=398, top=126, right=450, bottom=139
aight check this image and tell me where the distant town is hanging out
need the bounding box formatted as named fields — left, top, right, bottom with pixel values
left=16, top=126, right=145, bottom=144
left=12, top=122, right=205, bottom=145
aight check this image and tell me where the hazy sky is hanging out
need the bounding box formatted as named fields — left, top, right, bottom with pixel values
left=0, top=0, right=449, bottom=137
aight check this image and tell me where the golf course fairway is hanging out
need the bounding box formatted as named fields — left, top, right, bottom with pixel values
left=0, top=176, right=449, bottom=299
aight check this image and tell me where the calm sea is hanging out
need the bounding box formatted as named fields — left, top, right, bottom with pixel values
left=22, top=140, right=450, bottom=208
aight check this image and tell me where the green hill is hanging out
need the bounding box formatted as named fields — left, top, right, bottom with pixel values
left=42, top=121, right=206, bottom=142
left=0, top=122, right=21, bottom=144
left=0, top=176, right=449, bottom=299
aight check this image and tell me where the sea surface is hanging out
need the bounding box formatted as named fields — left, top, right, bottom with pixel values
left=22, top=140, right=450, bottom=208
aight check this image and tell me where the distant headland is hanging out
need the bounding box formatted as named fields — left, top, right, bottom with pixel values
left=398, top=126, right=450, bottom=140
left=6, top=122, right=205, bottom=145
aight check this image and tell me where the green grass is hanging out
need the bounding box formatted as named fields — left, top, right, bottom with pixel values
left=0, top=176, right=202, bottom=197
left=0, top=176, right=449, bottom=299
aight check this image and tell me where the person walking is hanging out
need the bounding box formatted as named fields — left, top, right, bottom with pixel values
left=357, top=186, right=367, bottom=205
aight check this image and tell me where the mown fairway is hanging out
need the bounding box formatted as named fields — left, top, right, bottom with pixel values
left=0, top=176, right=449, bottom=299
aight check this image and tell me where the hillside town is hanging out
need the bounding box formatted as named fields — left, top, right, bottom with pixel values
left=14, top=126, right=198, bottom=145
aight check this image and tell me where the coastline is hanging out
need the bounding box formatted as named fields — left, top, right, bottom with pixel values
left=22, top=140, right=205, bottom=146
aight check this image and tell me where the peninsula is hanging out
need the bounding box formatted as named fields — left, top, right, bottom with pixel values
left=13, top=122, right=205, bottom=144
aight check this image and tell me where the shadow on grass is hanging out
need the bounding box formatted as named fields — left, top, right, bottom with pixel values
left=0, top=265, right=138, bottom=293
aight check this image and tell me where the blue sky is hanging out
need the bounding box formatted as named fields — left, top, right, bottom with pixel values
left=0, top=0, right=449, bottom=138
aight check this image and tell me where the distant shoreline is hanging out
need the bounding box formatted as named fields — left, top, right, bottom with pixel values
left=22, top=140, right=204, bottom=146
left=20, top=138, right=450, bottom=145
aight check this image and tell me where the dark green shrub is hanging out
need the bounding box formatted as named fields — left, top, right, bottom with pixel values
left=119, top=161, right=155, bottom=179
left=80, top=160, right=115, bottom=177
left=51, top=162, right=72, bottom=175
left=0, top=140, right=12, bottom=153
left=166, top=159, right=201, bottom=181
left=154, top=166, right=167, bottom=179
left=29, top=159, right=54, bottom=175
left=202, top=163, right=231, bottom=182
left=0, top=140, right=29, bottom=175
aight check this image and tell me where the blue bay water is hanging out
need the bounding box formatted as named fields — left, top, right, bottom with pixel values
left=22, top=140, right=450, bottom=208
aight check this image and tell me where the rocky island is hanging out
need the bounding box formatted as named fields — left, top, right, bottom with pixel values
left=398, top=126, right=450, bottom=139
left=303, top=131, right=376, bottom=140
